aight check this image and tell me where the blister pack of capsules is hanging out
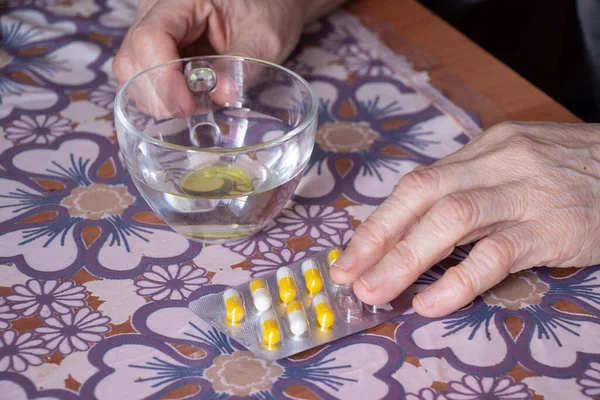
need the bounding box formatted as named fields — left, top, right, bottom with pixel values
left=188, top=248, right=413, bottom=360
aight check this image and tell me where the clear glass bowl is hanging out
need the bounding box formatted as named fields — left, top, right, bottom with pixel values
left=115, top=56, right=318, bottom=243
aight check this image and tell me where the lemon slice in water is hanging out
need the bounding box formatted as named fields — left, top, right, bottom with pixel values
left=181, top=165, right=253, bottom=197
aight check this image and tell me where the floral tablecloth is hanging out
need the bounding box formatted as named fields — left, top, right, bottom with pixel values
left=1, top=1, right=600, bottom=399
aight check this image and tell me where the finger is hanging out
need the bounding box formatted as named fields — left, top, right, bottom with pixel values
left=132, top=1, right=209, bottom=70
left=224, top=34, right=282, bottom=63
left=210, top=13, right=302, bottom=108
left=209, top=44, right=283, bottom=107
left=136, top=0, right=161, bottom=18
left=412, top=221, right=540, bottom=317
left=352, top=186, right=524, bottom=305
left=130, top=39, right=196, bottom=118
left=331, top=160, right=492, bottom=284
left=456, top=221, right=516, bottom=246
left=437, top=223, right=514, bottom=265
left=113, top=0, right=157, bottom=88
left=126, top=1, right=214, bottom=118
left=113, top=33, right=138, bottom=90
left=207, top=59, right=244, bottom=107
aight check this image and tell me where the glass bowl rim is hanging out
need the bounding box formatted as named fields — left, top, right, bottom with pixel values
left=114, top=55, right=318, bottom=155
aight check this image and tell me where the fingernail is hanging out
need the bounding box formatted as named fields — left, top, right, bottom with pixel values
left=333, top=253, right=353, bottom=272
left=359, top=269, right=381, bottom=291
left=416, top=288, right=436, bottom=309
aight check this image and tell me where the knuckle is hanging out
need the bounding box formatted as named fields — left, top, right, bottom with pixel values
left=445, top=266, right=477, bottom=298
left=385, top=188, right=411, bottom=212
left=507, top=134, right=537, bottom=152
left=437, top=193, right=478, bottom=229
left=400, top=168, right=440, bottom=196
left=388, top=242, right=420, bottom=274
left=487, top=120, right=521, bottom=139
left=353, top=220, right=391, bottom=249
left=474, top=235, right=516, bottom=270
left=112, top=52, right=130, bottom=80
left=130, top=24, right=151, bottom=44
left=484, top=132, right=546, bottom=173
left=504, top=135, right=544, bottom=164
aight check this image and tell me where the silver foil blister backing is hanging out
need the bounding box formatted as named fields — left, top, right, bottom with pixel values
left=188, top=248, right=414, bottom=360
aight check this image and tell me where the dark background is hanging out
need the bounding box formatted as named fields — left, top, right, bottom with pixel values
left=419, top=0, right=598, bottom=122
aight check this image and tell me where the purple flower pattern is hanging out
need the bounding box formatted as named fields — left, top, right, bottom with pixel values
left=445, top=376, right=530, bottom=400
left=135, top=264, right=210, bottom=301
left=0, top=298, right=18, bottom=330
left=309, top=229, right=354, bottom=252
left=4, top=115, right=72, bottom=145
left=406, top=388, right=440, bottom=400
left=578, top=362, right=600, bottom=397
left=0, top=134, right=200, bottom=279
left=276, top=204, right=351, bottom=239
left=0, top=2, right=594, bottom=399
left=321, top=27, right=361, bottom=56
left=249, top=249, right=308, bottom=277
left=224, top=223, right=291, bottom=257
left=344, top=48, right=394, bottom=77
left=0, top=330, right=50, bottom=372
left=0, top=9, right=109, bottom=123
left=6, top=280, right=87, bottom=318
left=89, top=78, right=116, bottom=110
left=36, top=307, right=111, bottom=355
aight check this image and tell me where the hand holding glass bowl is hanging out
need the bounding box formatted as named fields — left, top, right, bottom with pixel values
left=115, top=56, right=318, bottom=243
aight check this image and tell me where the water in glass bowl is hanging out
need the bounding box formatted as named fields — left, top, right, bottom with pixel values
left=129, top=108, right=309, bottom=243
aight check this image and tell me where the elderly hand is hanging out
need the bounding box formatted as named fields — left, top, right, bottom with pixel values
left=112, top=0, right=346, bottom=118
left=330, top=121, right=600, bottom=318
left=113, top=0, right=303, bottom=84
left=112, top=0, right=304, bottom=117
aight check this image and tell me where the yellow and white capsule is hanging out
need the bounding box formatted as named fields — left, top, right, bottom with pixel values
left=286, top=300, right=308, bottom=336
left=301, top=259, right=323, bottom=296
left=250, top=279, right=272, bottom=312
left=223, top=289, right=244, bottom=324
left=312, top=293, right=335, bottom=330
left=260, top=310, right=281, bottom=349
left=327, top=248, right=342, bottom=266
left=276, top=267, right=297, bottom=304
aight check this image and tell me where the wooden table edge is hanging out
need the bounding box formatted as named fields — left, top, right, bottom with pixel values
left=346, top=0, right=582, bottom=128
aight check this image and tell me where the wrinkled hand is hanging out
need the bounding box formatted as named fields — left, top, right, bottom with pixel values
left=331, top=121, right=600, bottom=317
left=112, top=0, right=305, bottom=117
